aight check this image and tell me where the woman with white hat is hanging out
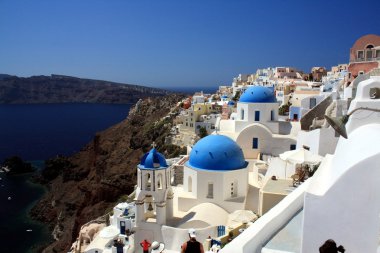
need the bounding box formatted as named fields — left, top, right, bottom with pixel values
left=151, top=241, right=165, bottom=253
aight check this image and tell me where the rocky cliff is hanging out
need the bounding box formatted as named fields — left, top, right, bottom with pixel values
left=31, top=94, right=186, bottom=252
left=0, top=74, right=171, bottom=104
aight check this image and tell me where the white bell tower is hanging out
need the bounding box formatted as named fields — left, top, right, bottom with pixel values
left=135, top=143, right=173, bottom=227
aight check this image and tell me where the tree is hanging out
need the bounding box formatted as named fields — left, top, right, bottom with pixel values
left=232, top=91, right=241, bottom=102
left=198, top=126, right=208, bottom=138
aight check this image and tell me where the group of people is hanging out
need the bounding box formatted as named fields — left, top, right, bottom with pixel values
left=140, top=228, right=205, bottom=253
left=141, top=231, right=345, bottom=253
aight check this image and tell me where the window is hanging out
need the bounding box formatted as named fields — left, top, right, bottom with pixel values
left=255, top=111, right=260, bottom=121
left=188, top=176, right=192, bottom=192
left=270, top=110, right=274, bottom=121
left=185, top=123, right=188, bottom=126
left=310, top=98, right=317, bottom=109
left=376, top=50, right=380, bottom=58
left=357, top=50, right=364, bottom=59
left=231, top=181, right=237, bottom=197
left=252, top=138, right=258, bottom=149
left=157, top=174, right=163, bottom=189
left=366, top=50, right=373, bottom=60
left=145, top=173, right=151, bottom=191
left=290, top=144, right=296, bottom=150
left=207, top=182, right=214, bottom=198
left=241, top=109, right=245, bottom=120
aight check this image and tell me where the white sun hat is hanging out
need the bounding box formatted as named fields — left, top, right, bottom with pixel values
left=188, top=228, right=196, bottom=238
left=151, top=241, right=165, bottom=253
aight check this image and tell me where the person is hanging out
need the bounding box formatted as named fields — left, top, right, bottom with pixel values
left=319, top=239, right=345, bottom=253
left=181, top=228, right=204, bottom=253
left=140, top=239, right=151, bottom=253
left=151, top=241, right=165, bottom=253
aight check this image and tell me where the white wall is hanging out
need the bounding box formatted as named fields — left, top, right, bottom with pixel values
left=220, top=180, right=309, bottom=253
left=183, top=166, right=198, bottom=197
left=235, top=124, right=296, bottom=159
left=179, top=166, right=248, bottom=213
left=296, top=127, right=338, bottom=156
left=301, top=124, right=380, bottom=253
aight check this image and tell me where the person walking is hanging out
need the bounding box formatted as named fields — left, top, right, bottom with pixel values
left=140, top=238, right=151, bottom=253
left=181, top=229, right=204, bottom=253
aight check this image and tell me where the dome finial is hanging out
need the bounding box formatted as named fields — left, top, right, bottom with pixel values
left=151, top=141, right=157, bottom=149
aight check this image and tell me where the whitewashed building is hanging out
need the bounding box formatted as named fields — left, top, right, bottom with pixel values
left=218, top=86, right=297, bottom=159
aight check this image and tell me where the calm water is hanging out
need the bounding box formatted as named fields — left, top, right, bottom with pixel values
left=0, top=103, right=132, bottom=162
left=0, top=103, right=132, bottom=252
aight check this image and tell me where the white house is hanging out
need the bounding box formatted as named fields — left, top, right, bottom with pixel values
left=218, top=86, right=297, bottom=159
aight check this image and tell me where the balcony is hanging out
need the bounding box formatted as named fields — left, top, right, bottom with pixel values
left=350, top=57, right=380, bottom=63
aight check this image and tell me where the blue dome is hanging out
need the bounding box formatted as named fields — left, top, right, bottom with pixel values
left=221, top=95, right=228, bottom=99
left=186, top=135, right=247, bottom=171
left=139, top=148, right=167, bottom=170
left=239, top=86, right=276, bottom=103
left=227, top=101, right=235, bottom=106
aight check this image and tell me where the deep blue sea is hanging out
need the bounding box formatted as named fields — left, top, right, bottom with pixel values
left=0, top=103, right=132, bottom=252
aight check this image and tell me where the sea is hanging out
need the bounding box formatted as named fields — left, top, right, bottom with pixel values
left=0, top=86, right=219, bottom=252
left=0, top=103, right=133, bottom=252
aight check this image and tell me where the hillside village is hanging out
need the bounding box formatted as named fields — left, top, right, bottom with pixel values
left=71, top=34, right=380, bottom=253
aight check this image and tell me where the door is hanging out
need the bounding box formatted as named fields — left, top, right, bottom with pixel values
left=120, top=221, right=126, bottom=235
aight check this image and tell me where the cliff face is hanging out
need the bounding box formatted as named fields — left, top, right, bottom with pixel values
left=31, top=94, right=186, bottom=252
left=0, top=74, right=171, bottom=104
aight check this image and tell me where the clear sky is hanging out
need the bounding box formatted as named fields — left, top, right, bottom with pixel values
left=1, top=0, right=380, bottom=88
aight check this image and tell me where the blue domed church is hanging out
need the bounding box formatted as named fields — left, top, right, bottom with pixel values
left=218, top=86, right=296, bottom=159
left=177, top=135, right=250, bottom=213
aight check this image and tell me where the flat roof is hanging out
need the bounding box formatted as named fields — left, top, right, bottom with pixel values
left=262, top=179, right=295, bottom=195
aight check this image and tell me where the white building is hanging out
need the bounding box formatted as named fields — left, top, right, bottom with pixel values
left=218, top=86, right=297, bottom=159
left=178, top=135, right=249, bottom=213
left=134, top=148, right=174, bottom=245
left=221, top=76, right=380, bottom=253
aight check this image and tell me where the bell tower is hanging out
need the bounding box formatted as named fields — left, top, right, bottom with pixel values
left=135, top=144, right=173, bottom=227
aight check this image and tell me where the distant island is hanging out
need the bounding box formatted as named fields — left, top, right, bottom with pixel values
left=0, top=74, right=172, bottom=104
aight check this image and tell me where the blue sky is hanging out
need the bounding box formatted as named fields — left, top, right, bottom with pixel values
left=1, top=0, right=380, bottom=88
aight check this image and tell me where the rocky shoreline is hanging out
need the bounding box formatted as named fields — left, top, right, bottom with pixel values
left=30, top=94, right=186, bottom=252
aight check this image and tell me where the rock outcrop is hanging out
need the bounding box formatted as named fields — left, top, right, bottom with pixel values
left=31, top=94, right=186, bottom=252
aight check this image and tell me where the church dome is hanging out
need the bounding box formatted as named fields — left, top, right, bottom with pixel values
left=239, top=86, right=276, bottom=103
left=139, top=148, right=167, bottom=169
left=187, top=135, right=247, bottom=171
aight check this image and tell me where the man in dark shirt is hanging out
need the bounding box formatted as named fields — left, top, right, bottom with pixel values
left=181, top=229, right=204, bottom=253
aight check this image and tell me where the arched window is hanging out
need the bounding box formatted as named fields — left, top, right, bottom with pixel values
left=207, top=182, right=214, bottom=198
left=241, top=109, right=245, bottom=120
left=366, top=45, right=374, bottom=60
left=157, top=173, right=163, bottom=189
left=188, top=176, right=192, bottom=192
left=145, top=173, right=151, bottom=191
